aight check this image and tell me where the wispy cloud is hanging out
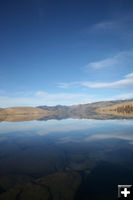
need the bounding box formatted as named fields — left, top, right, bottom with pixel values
left=81, top=72, right=133, bottom=89
left=56, top=82, right=80, bottom=89
left=85, top=51, right=133, bottom=70
left=112, top=93, right=133, bottom=100
left=90, top=14, right=133, bottom=33
left=57, top=72, right=133, bottom=89
left=91, top=21, right=118, bottom=31
left=0, top=90, right=6, bottom=95
left=0, top=92, right=95, bottom=107
left=35, top=91, right=94, bottom=104
left=125, top=72, right=133, bottom=79
left=0, top=90, right=133, bottom=107
left=85, top=56, right=119, bottom=70
left=93, top=93, right=133, bottom=102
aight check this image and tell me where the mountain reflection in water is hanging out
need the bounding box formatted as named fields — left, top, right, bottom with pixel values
left=0, top=105, right=133, bottom=123
left=0, top=119, right=133, bottom=200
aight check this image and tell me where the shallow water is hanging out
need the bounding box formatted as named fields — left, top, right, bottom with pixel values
left=0, top=119, right=133, bottom=200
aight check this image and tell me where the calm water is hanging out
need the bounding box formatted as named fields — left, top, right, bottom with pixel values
left=0, top=119, right=133, bottom=200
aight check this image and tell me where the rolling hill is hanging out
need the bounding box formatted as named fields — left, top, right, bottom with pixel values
left=0, top=99, right=133, bottom=122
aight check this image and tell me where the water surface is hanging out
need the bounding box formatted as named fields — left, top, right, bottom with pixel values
left=0, top=119, right=133, bottom=200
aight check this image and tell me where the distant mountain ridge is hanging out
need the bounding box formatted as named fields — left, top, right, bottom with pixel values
left=37, top=99, right=133, bottom=112
left=37, top=105, right=70, bottom=111
left=95, top=100, right=133, bottom=117
left=0, top=99, right=133, bottom=122
left=37, top=99, right=133, bottom=120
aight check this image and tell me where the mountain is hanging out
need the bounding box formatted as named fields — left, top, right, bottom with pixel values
left=0, top=99, right=133, bottom=122
left=0, top=107, right=65, bottom=122
left=38, top=99, right=133, bottom=115
left=37, top=99, right=133, bottom=120
left=95, top=100, right=133, bottom=117
left=37, top=105, right=70, bottom=111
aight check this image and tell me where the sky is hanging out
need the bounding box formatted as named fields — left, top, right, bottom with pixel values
left=0, top=0, right=133, bottom=107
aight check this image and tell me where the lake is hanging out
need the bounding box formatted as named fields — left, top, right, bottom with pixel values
left=0, top=118, right=133, bottom=200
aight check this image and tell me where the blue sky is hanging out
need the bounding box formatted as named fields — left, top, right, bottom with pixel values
left=0, top=0, right=133, bottom=107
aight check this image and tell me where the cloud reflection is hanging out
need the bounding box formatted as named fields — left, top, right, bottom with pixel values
left=0, top=119, right=133, bottom=145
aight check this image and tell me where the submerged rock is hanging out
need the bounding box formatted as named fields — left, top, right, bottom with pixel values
left=0, top=172, right=81, bottom=200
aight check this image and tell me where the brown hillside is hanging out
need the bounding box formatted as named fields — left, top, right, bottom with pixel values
left=0, top=107, right=52, bottom=122
left=0, top=107, right=66, bottom=122
left=4, top=107, right=51, bottom=115
left=95, top=101, right=133, bottom=117
left=0, top=108, right=7, bottom=121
